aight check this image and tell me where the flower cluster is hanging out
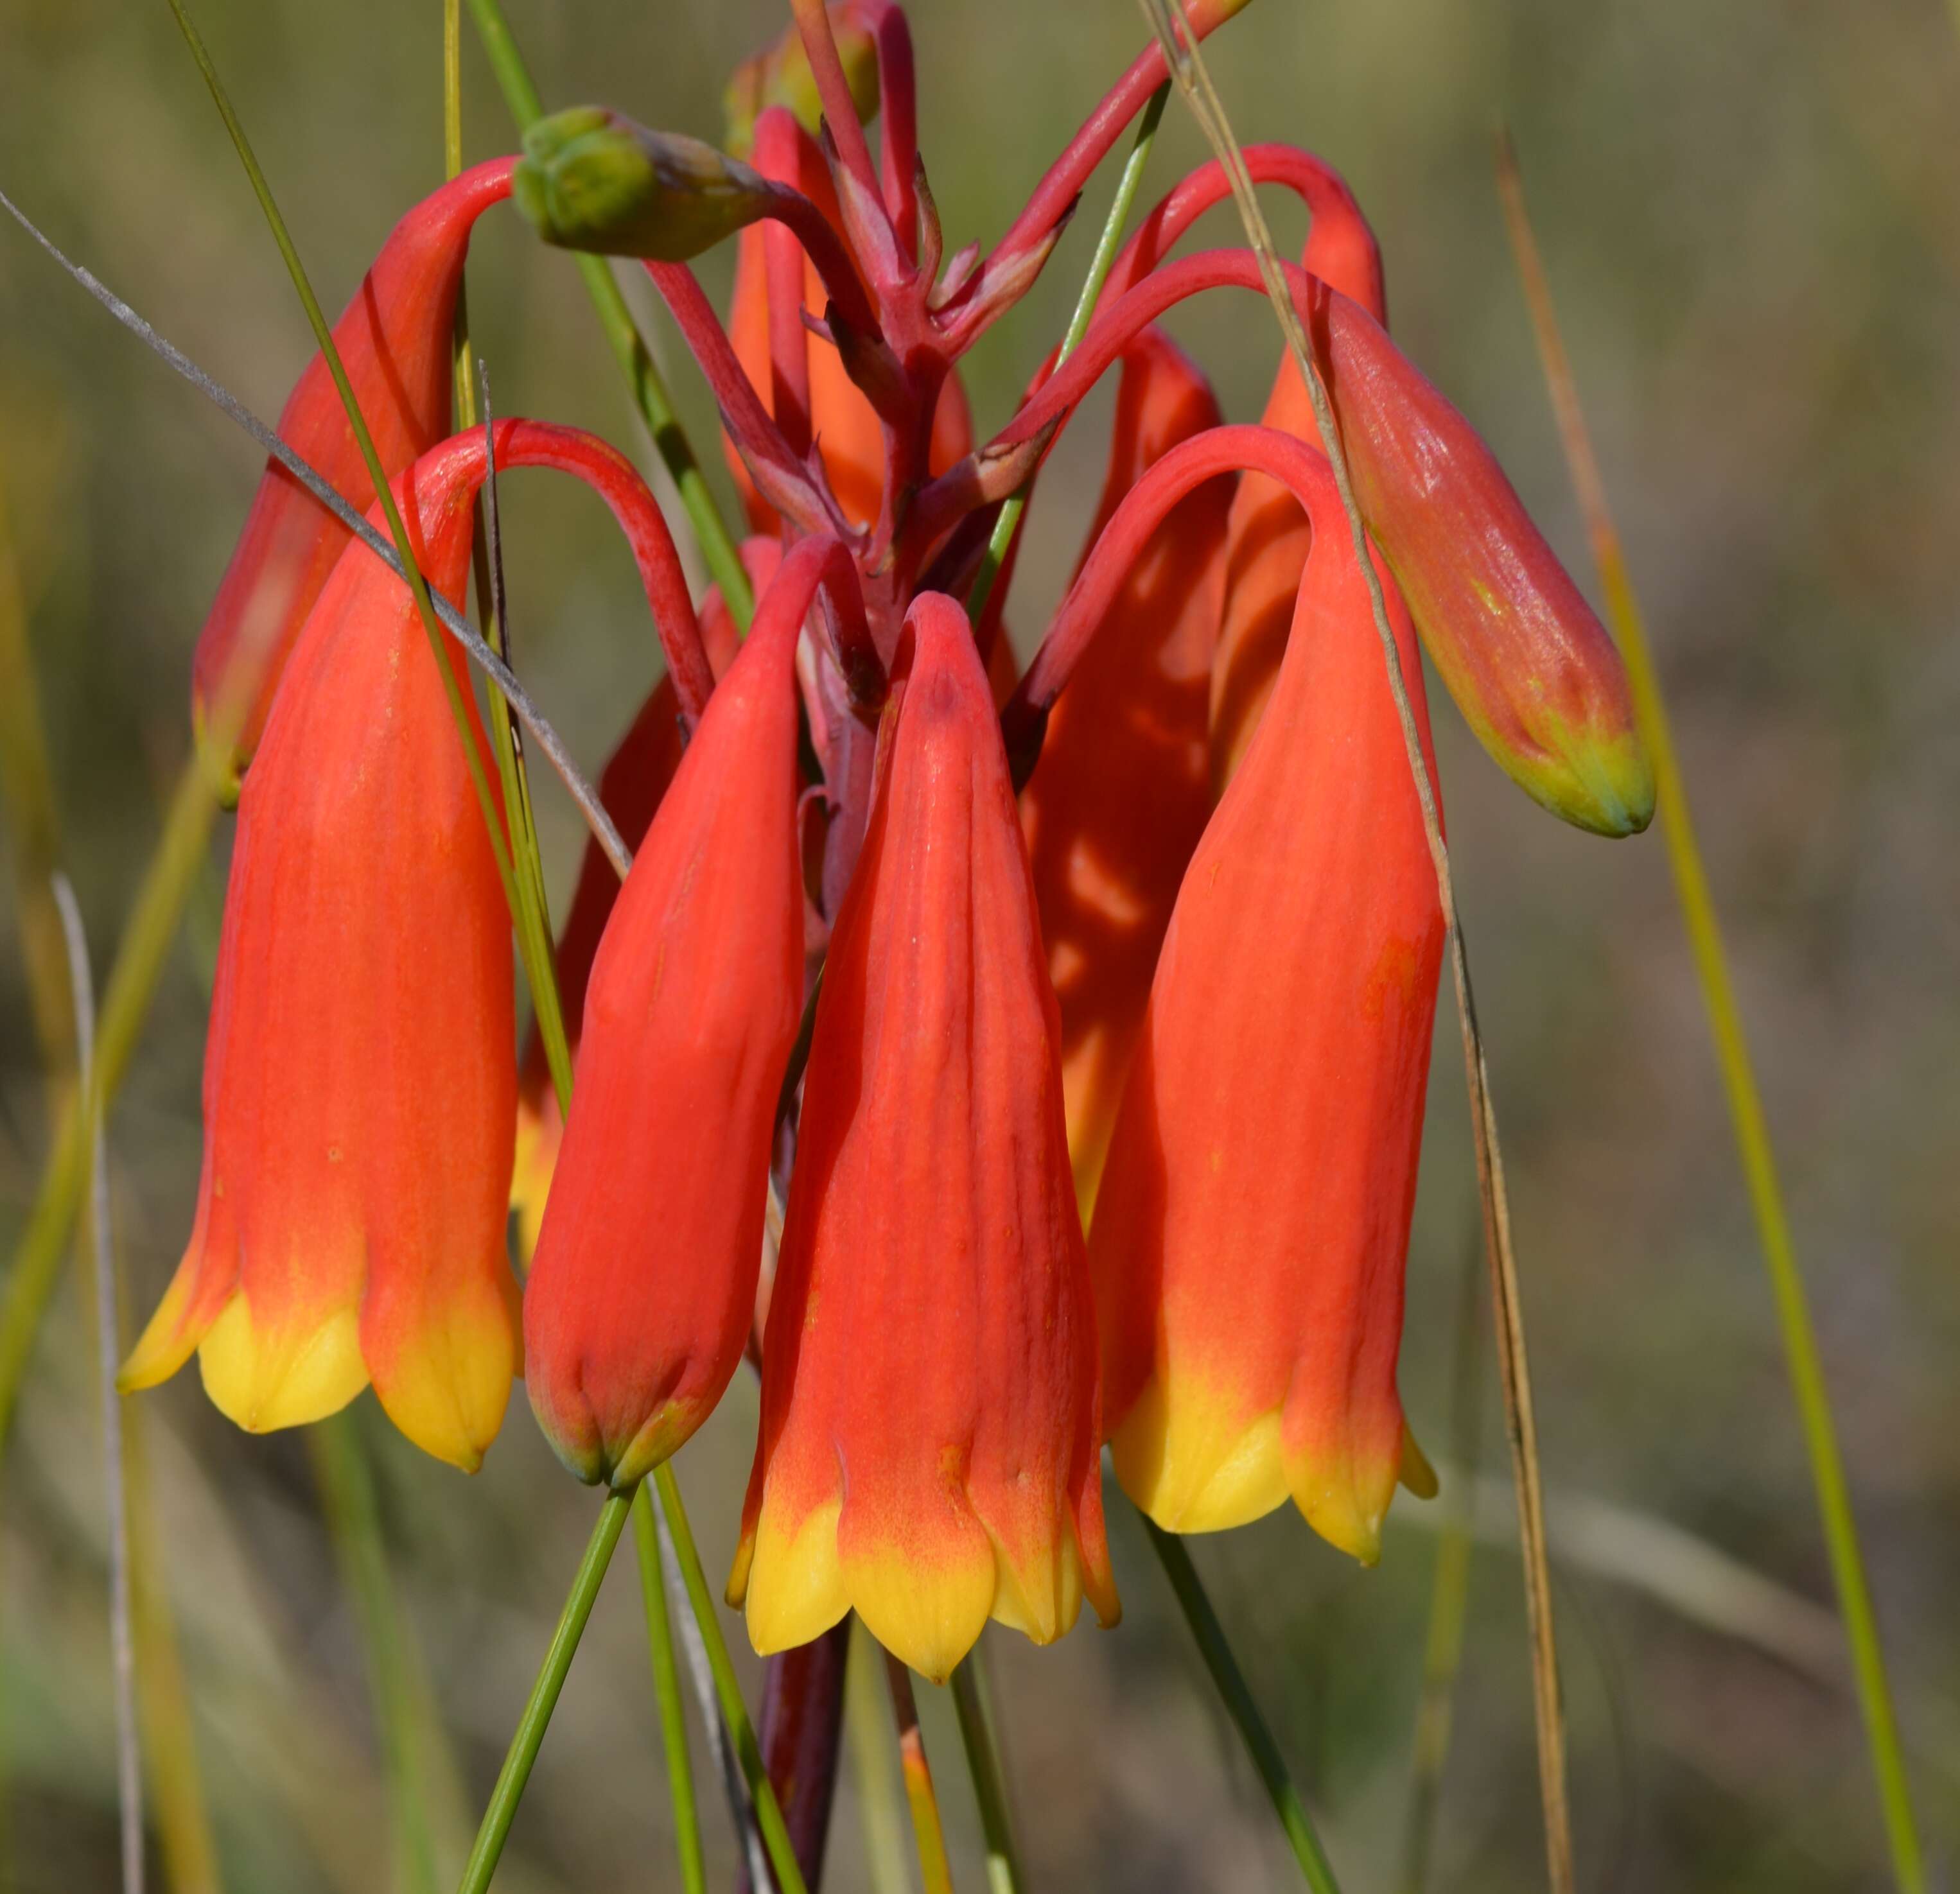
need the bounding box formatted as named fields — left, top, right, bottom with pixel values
left=125, top=0, right=1650, bottom=1684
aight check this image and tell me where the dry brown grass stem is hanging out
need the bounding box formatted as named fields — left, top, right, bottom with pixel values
left=1135, top=4, right=1575, bottom=1886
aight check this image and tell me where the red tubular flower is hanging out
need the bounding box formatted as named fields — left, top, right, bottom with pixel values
left=1209, top=159, right=1387, bottom=788
left=521, top=542, right=834, bottom=1490
left=123, top=419, right=704, bottom=1472
left=1019, top=328, right=1230, bottom=1217
left=509, top=543, right=767, bottom=1262
left=731, top=593, right=1117, bottom=1683
left=191, top=158, right=516, bottom=785
left=1054, top=427, right=1442, bottom=1558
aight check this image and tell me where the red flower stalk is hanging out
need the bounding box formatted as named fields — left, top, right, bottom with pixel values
left=726, top=108, right=972, bottom=535
left=191, top=157, right=516, bottom=786
left=988, top=247, right=1653, bottom=835
left=731, top=593, right=1117, bottom=1683
left=509, top=543, right=766, bottom=1263
left=521, top=541, right=850, bottom=1490
left=123, top=419, right=704, bottom=1471
left=1019, top=328, right=1231, bottom=1217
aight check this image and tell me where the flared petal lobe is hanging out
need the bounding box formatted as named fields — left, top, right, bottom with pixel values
left=521, top=560, right=807, bottom=1490
left=127, top=433, right=520, bottom=1470
left=732, top=594, right=1117, bottom=1683
left=1020, top=329, right=1230, bottom=1217
left=191, top=159, right=514, bottom=786
left=1090, top=474, right=1445, bottom=1562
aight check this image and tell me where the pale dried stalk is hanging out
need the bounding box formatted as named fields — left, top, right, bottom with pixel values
left=1136, top=4, right=1573, bottom=1886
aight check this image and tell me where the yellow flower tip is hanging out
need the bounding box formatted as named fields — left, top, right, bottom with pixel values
left=197, top=1294, right=367, bottom=1434
left=1110, top=1375, right=1290, bottom=1534
left=1398, top=1420, right=1439, bottom=1500
left=740, top=1497, right=850, bottom=1656
left=368, top=1286, right=520, bottom=1475
left=846, top=1536, right=997, bottom=1687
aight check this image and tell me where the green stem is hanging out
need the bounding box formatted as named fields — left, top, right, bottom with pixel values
left=950, top=1657, right=1023, bottom=1894
left=162, top=0, right=527, bottom=948
left=967, top=80, right=1169, bottom=625
left=1398, top=1229, right=1487, bottom=1894
left=457, top=1491, right=633, bottom=1894
left=310, top=1413, right=439, bottom=1894
left=0, top=756, right=218, bottom=1462
left=846, top=1620, right=913, bottom=1894
left=1493, top=134, right=1926, bottom=1894
left=632, top=1486, right=707, bottom=1894
left=652, top=1464, right=811, bottom=1894
left=463, top=0, right=753, bottom=629
left=1142, top=1515, right=1343, bottom=1894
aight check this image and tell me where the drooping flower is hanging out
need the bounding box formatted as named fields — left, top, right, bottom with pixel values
left=509, top=544, right=763, bottom=1263
left=125, top=420, right=704, bottom=1472
left=731, top=593, right=1117, bottom=1684
left=1089, top=442, right=1445, bottom=1561
left=521, top=543, right=820, bottom=1491
left=1210, top=158, right=1387, bottom=788
left=1019, top=327, right=1231, bottom=1217
left=191, top=157, right=516, bottom=788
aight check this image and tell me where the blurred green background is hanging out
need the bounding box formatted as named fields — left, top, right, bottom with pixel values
left=2, top=0, right=1957, bottom=1889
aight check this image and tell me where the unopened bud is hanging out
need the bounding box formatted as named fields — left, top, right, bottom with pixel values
left=515, top=109, right=775, bottom=261
left=722, top=8, right=880, bottom=159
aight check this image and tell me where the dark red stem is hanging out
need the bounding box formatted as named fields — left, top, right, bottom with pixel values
left=414, top=417, right=712, bottom=722
left=1099, top=145, right=1379, bottom=310
left=762, top=531, right=884, bottom=711
left=984, top=0, right=1247, bottom=271
left=754, top=111, right=817, bottom=457
left=642, top=261, right=839, bottom=537
left=791, top=0, right=889, bottom=257
left=735, top=1625, right=851, bottom=1894
left=860, top=0, right=920, bottom=257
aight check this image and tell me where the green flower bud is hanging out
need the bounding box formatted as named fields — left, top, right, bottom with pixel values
left=722, top=10, right=880, bottom=159
left=515, top=109, right=776, bottom=262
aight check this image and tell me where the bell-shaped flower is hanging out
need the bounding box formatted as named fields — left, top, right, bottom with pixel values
left=192, top=158, right=515, bottom=787
left=124, top=419, right=701, bottom=1472
left=1211, top=167, right=1387, bottom=788
left=731, top=593, right=1118, bottom=1684
left=509, top=549, right=758, bottom=1262
left=521, top=547, right=813, bottom=1490
left=1019, top=328, right=1230, bottom=1217
left=1089, top=461, right=1445, bottom=1561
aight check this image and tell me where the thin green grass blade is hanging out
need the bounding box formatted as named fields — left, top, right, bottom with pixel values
left=463, top=0, right=753, bottom=629
left=967, top=81, right=1169, bottom=625
left=1397, top=1228, right=1487, bottom=1894
left=1141, top=1516, right=1342, bottom=1894
left=950, top=1656, right=1022, bottom=1894
left=456, top=1492, right=633, bottom=1894
left=653, top=1464, right=812, bottom=1894
left=1494, top=129, right=1927, bottom=1894
left=308, top=1413, right=439, bottom=1894
left=0, top=471, right=76, bottom=1103
left=846, top=1620, right=913, bottom=1894
left=631, top=1486, right=708, bottom=1894
left=0, top=756, right=219, bottom=1462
